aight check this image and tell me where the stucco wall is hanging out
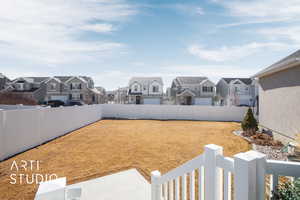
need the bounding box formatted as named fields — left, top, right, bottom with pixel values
left=259, top=65, right=300, bottom=143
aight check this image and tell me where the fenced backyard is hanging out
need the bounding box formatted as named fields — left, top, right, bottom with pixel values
left=0, top=104, right=299, bottom=200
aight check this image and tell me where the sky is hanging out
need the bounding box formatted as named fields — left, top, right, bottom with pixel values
left=0, top=0, right=299, bottom=90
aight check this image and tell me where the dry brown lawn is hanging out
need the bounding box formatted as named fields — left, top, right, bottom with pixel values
left=0, top=120, right=250, bottom=200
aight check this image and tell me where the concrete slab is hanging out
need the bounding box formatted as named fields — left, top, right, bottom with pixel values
left=67, top=169, right=151, bottom=200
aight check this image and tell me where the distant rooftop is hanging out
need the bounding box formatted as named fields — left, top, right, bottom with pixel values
left=222, top=78, right=252, bottom=85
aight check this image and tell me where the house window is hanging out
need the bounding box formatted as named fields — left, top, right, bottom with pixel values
left=50, top=83, right=56, bottom=90
left=134, top=85, right=138, bottom=92
left=80, top=94, right=83, bottom=100
left=152, top=86, right=159, bottom=92
left=202, top=86, right=213, bottom=92
left=69, top=94, right=72, bottom=100
left=70, top=83, right=82, bottom=90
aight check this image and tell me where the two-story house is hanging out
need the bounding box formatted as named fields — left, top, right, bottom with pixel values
left=7, top=76, right=103, bottom=104
left=216, top=78, right=257, bottom=106
left=0, top=73, right=11, bottom=91
left=45, top=76, right=102, bottom=104
left=128, top=77, right=163, bottom=104
left=170, top=77, right=216, bottom=105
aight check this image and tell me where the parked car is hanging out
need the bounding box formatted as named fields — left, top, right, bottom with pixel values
left=66, top=100, right=85, bottom=106
left=46, top=100, right=65, bottom=107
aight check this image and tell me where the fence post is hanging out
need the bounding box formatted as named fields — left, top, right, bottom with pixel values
left=254, top=151, right=267, bottom=200
left=234, top=151, right=258, bottom=200
left=0, top=109, right=4, bottom=161
left=151, top=170, right=162, bottom=200
left=204, top=144, right=223, bottom=200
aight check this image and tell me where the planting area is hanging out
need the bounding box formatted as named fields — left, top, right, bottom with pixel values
left=0, top=120, right=250, bottom=200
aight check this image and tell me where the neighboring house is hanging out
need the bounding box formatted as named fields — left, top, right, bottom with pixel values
left=128, top=77, right=163, bottom=104
left=253, top=50, right=300, bottom=144
left=8, top=76, right=103, bottom=104
left=114, top=87, right=129, bottom=104
left=7, top=77, right=49, bottom=103
left=170, top=76, right=216, bottom=105
left=216, top=78, right=257, bottom=106
left=0, top=73, right=11, bottom=91
left=105, top=91, right=115, bottom=104
left=95, top=86, right=107, bottom=104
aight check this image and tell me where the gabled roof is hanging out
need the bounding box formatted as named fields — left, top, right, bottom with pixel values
left=129, top=77, right=163, bottom=86
left=253, top=49, right=300, bottom=78
left=176, top=89, right=196, bottom=97
left=222, top=78, right=252, bottom=85
left=13, top=77, right=49, bottom=83
left=54, top=76, right=89, bottom=83
left=175, top=76, right=208, bottom=85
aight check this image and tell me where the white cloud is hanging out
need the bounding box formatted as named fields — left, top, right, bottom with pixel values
left=81, top=24, right=115, bottom=33
left=258, top=26, right=300, bottom=44
left=214, top=0, right=300, bottom=26
left=0, top=0, right=137, bottom=64
left=170, top=4, right=205, bottom=16
left=188, top=42, right=289, bottom=62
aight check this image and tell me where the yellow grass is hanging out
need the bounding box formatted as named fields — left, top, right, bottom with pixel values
left=0, top=120, right=250, bottom=200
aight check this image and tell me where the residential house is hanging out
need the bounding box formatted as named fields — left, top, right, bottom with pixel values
left=95, top=86, right=106, bottom=104
left=8, top=77, right=49, bottom=103
left=128, top=77, right=163, bottom=104
left=8, top=76, right=103, bottom=104
left=170, top=76, right=216, bottom=105
left=114, top=87, right=129, bottom=104
left=216, top=78, right=257, bottom=106
left=0, top=73, right=11, bottom=91
left=253, top=49, right=300, bottom=144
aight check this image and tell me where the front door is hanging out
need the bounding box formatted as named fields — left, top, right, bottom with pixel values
left=136, top=96, right=141, bottom=104
left=186, top=96, right=192, bottom=105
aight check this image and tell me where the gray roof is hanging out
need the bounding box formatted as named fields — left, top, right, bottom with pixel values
left=129, top=77, right=163, bottom=86
left=19, top=77, right=50, bottom=83
left=175, top=76, right=208, bottom=85
left=253, top=49, right=300, bottom=78
left=54, top=76, right=91, bottom=83
left=222, top=78, right=252, bottom=85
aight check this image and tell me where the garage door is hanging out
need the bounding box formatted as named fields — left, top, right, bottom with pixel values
left=50, top=95, right=68, bottom=102
left=144, top=98, right=161, bottom=105
left=194, top=98, right=212, bottom=105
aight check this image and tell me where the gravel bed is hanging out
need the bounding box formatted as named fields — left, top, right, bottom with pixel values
left=233, top=130, right=288, bottom=161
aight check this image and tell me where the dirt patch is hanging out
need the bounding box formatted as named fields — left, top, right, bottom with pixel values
left=0, top=120, right=250, bottom=200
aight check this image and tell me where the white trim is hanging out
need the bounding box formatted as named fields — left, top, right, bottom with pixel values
left=65, top=76, right=87, bottom=84
left=253, top=58, right=300, bottom=78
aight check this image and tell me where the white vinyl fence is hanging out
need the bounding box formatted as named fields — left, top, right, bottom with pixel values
left=0, top=104, right=247, bottom=161
left=151, top=144, right=300, bottom=200
left=102, top=104, right=248, bottom=122
left=0, top=105, right=102, bottom=161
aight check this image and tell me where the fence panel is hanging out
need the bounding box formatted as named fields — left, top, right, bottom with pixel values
left=0, top=105, right=102, bottom=161
left=101, top=104, right=248, bottom=122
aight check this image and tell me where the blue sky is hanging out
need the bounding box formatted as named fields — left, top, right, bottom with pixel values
left=0, top=0, right=299, bottom=90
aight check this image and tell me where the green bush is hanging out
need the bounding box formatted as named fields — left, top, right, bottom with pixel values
left=241, top=107, right=258, bottom=135
left=272, top=178, right=300, bottom=200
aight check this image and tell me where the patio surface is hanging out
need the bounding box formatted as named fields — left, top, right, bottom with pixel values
left=0, top=120, right=250, bottom=200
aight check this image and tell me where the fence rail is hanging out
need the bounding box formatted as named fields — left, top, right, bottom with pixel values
left=151, top=144, right=300, bottom=200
